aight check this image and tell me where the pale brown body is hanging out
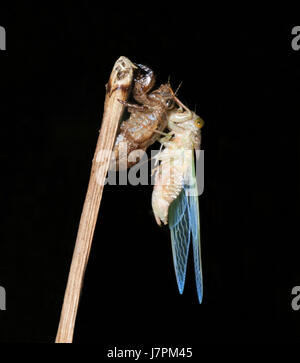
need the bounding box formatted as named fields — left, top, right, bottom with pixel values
left=152, top=108, right=204, bottom=225
left=110, top=64, right=175, bottom=170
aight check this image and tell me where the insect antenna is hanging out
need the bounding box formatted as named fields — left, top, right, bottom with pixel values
left=169, top=87, right=190, bottom=112
left=174, top=81, right=183, bottom=96
left=167, top=75, right=171, bottom=85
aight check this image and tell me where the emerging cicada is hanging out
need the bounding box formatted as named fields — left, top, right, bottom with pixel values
left=109, top=60, right=205, bottom=303
left=152, top=103, right=204, bottom=303
left=110, top=64, right=175, bottom=170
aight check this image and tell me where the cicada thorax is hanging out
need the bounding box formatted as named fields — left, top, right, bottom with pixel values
left=110, top=64, right=175, bottom=171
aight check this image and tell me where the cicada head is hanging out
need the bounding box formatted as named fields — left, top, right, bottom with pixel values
left=151, top=83, right=175, bottom=110
left=167, top=108, right=202, bottom=130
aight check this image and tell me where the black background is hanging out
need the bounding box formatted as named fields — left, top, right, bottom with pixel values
left=0, top=5, right=300, bottom=349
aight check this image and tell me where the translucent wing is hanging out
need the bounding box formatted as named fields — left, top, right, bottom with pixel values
left=168, top=189, right=191, bottom=294
left=186, top=153, right=203, bottom=303
left=168, top=152, right=203, bottom=303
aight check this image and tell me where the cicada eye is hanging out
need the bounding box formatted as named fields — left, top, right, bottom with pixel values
left=166, top=99, right=174, bottom=109
left=195, top=117, right=204, bottom=129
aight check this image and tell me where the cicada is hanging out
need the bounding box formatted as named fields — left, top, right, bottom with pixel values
left=110, top=63, right=175, bottom=170
left=152, top=103, right=204, bottom=303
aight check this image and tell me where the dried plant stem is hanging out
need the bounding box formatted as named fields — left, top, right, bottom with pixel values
left=55, top=57, right=135, bottom=343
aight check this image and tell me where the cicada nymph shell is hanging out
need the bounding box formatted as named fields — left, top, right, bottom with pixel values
left=110, top=64, right=175, bottom=170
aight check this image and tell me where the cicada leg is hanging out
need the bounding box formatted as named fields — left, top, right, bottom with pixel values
left=159, top=130, right=175, bottom=144
left=136, top=123, right=169, bottom=137
left=117, top=99, right=151, bottom=113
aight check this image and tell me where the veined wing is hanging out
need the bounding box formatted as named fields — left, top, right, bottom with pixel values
left=185, top=152, right=203, bottom=303
left=168, top=152, right=203, bottom=303
left=168, top=188, right=191, bottom=295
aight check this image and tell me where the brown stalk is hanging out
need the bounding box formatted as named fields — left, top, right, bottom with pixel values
left=55, top=56, right=135, bottom=343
